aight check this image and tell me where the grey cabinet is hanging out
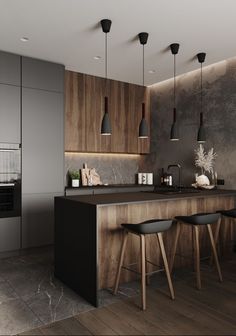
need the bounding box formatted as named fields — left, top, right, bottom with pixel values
left=0, top=51, right=21, bottom=86
left=0, top=217, right=20, bottom=252
left=22, top=88, right=64, bottom=194
left=22, top=57, right=64, bottom=92
left=22, top=64, right=64, bottom=248
left=22, top=193, right=61, bottom=248
left=0, top=84, right=21, bottom=143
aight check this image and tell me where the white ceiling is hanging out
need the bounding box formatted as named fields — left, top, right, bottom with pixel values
left=0, top=0, right=235, bottom=85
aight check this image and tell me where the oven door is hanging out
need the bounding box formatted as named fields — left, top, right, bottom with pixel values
left=0, top=183, right=21, bottom=218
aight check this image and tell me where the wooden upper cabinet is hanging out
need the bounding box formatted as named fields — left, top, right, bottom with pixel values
left=65, top=70, right=150, bottom=154
left=65, top=71, right=86, bottom=152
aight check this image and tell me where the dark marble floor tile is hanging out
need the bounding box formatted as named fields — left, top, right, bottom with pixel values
left=3, top=264, right=52, bottom=298
left=23, top=288, right=93, bottom=325
left=0, top=298, right=42, bottom=335
left=0, top=280, right=18, bottom=303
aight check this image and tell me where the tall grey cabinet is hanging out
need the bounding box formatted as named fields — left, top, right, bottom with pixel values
left=0, top=51, right=21, bottom=252
left=0, top=51, right=21, bottom=144
left=22, top=57, right=64, bottom=248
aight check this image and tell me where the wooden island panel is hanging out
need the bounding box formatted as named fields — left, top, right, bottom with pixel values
left=98, top=196, right=235, bottom=289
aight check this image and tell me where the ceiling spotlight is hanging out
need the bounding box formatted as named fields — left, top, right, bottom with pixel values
left=148, top=70, right=156, bottom=74
left=20, top=37, right=29, bottom=42
left=93, top=56, right=102, bottom=60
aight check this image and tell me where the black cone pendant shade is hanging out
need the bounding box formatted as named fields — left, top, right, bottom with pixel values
left=139, top=103, right=148, bottom=138
left=197, top=52, right=206, bottom=143
left=101, top=96, right=111, bottom=135
left=170, top=43, right=180, bottom=141
left=138, top=32, right=149, bottom=138
left=100, top=19, right=112, bottom=135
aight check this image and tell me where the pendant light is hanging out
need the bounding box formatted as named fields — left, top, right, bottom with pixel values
left=170, top=43, right=180, bottom=141
left=100, top=19, right=112, bottom=135
left=197, top=52, right=206, bottom=143
left=138, top=32, right=149, bottom=138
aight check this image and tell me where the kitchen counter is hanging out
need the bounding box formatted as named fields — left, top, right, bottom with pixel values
left=54, top=189, right=236, bottom=307
left=63, top=189, right=236, bottom=206
left=64, top=184, right=154, bottom=196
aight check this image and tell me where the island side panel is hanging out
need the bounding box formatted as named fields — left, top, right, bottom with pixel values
left=97, top=196, right=235, bottom=289
left=54, top=197, right=98, bottom=306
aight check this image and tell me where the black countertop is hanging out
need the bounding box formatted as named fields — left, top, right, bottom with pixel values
left=65, top=184, right=154, bottom=190
left=58, top=189, right=236, bottom=207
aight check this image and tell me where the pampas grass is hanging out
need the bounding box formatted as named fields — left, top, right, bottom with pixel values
left=195, top=144, right=217, bottom=174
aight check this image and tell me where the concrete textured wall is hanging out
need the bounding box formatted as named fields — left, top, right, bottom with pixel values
left=140, top=57, right=236, bottom=188
left=65, top=153, right=140, bottom=186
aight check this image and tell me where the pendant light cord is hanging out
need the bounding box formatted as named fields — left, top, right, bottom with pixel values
left=105, top=32, right=107, bottom=80
left=142, top=44, right=145, bottom=86
left=174, top=54, right=176, bottom=108
left=200, top=62, right=203, bottom=118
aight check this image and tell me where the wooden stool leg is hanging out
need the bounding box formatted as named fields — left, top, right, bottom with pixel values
left=193, top=226, right=201, bottom=290
left=207, top=224, right=223, bottom=282
left=157, top=233, right=175, bottom=300
left=113, top=230, right=128, bottom=295
left=140, top=234, right=146, bottom=310
left=145, top=243, right=150, bottom=285
left=169, top=222, right=181, bottom=273
left=210, top=217, right=221, bottom=265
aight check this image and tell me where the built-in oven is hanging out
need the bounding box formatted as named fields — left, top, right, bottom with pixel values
left=0, top=143, right=21, bottom=218
left=0, top=183, right=21, bottom=218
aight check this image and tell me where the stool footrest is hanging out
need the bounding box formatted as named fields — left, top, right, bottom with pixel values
left=122, top=261, right=164, bottom=276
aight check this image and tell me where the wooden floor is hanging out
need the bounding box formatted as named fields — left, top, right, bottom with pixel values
left=20, top=257, right=236, bottom=335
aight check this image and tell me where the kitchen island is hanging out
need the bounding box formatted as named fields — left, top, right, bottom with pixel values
left=54, top=189, right=236, bottom=306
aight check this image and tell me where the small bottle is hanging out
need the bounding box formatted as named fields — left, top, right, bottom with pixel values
left=160, top=168, right=165, bottom=186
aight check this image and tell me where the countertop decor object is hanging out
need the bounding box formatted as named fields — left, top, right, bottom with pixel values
left=81, top=163, right=102, bottom=186
left=69, top=169, right=80, bottom=187
left=138, top=32, right=149, bottom=138
left=100, top=19, right=112, bottom=135
left=170, top=43, right=180, bottom=141
left=195, top=144, right=217, bottom=174
left=194, top=144, right=217, bottom=187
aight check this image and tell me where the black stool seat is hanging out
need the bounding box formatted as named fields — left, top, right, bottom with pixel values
left=122, top=219, right=173, bottom=234
left=175, top=212, right=220, bottom=225
left=218, top=208, right=236, bottom=218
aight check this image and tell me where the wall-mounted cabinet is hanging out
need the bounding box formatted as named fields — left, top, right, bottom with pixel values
left=22, top=57, right=64, bottom=92
left=0, top=84, right=21, bottom=143
left=65, top=71, right=150, bottom=154
left=0, top=51, right=21, bottom=86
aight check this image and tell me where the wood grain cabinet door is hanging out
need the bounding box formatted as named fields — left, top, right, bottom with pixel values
left=65, top=71, right=86, bottom=152
left=110, top=80, right=128, bottom=153
left=65, top=70, right=150, bottom=154
left=85, top=75, right=111, bottom=153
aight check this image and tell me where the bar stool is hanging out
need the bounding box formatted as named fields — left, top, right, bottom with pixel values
left=113, top=219, right=175, bottom=310
left=218, top=209, right=236, bottom=252
left=170, top=213, right=222, bottom=290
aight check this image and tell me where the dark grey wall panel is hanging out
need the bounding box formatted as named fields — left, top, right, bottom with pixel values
left=139, top=57, right=236, bottom=189
left=0, top=84, right=21, bottom=143
left=0, top=51, right=21, bottom=86
left=22, top=193, right=62, bottom=248
left=22, top=88, right=64, bottom=194
left=0, top=217, right=20, bottom=252
left=22, top=57, right=64, bottom=92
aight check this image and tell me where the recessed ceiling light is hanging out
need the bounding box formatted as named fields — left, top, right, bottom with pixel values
left=94, top=56, right=102, bottom=60
left=148, top=69, right=156, bottom=74
left=20, top=37, right=29, bottom=42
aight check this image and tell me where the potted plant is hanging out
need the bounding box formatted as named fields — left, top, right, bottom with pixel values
left=194, top=144, right=217, bottom=187
left=69, top=170, right=80, bottom=187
